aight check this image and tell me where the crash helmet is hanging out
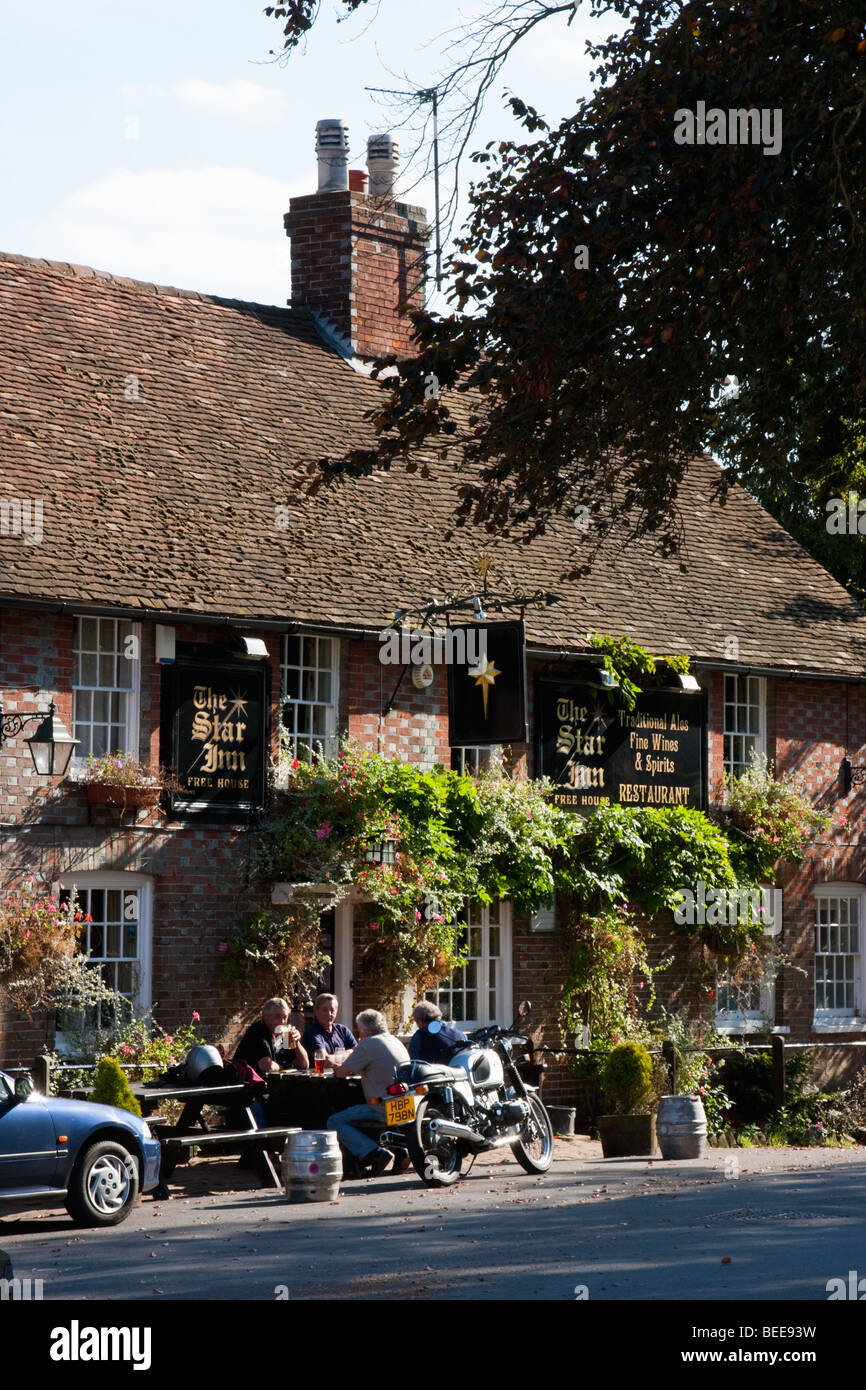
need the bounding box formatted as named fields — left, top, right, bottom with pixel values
left=185, top=1044, right=222, bottom=1083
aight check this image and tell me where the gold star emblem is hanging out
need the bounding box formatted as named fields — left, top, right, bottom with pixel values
left=468, top=653, right=501, bottom=718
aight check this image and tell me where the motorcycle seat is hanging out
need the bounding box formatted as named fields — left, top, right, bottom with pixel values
left=395, top=1060, right=468, bottom=1086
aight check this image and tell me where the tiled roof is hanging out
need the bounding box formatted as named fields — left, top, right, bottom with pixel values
left=2, top=250, right=865, bottom=676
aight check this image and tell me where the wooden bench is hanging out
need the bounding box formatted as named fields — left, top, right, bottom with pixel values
left=154, top=1125, right=300, bottom=1196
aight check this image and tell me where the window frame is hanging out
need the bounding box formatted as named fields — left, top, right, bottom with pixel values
left=52, top=872, right=153, bottom=1052
left=722, top=673, right=767, bottom=782
left=813, top=883, right=866, bottom=1032
left=425, top=899, right=513, bottom=1031
left=715, top=888, right=780, bottom=1034
left=71, top=616, right=141, bottom=766
left=280, top=633, right=340, bottom=761
left=451, top=746, right=501, bottom=776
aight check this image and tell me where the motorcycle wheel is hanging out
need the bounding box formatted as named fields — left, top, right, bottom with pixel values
left=408, top=1098, right=465, bottom=1187
left=511, top=1094, right=554, bottom=1174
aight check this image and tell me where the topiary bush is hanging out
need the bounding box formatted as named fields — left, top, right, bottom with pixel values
left=600, top=1041, right=654, bottom=1114
left=88, top=1057, right=142, bottom=1117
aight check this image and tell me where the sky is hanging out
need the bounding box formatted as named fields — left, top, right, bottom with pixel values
left=0, top=0, right=618, bottom=307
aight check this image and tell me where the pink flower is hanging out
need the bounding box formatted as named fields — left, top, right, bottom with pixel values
left=816, top=1121, right=824, bottom=1131
left=164, top=1036, right=173, bottom=1045
left=369, top=922, right=379, bottom=931
left=415, top=911, right=422, bottom=921
left=316, top=820, right=331, bottom=840
left=218, top=941, right=227, bottom=952
left=192, top=1010, right=201, bottom=1022
left=122, top=1044, right=133, bottom=1054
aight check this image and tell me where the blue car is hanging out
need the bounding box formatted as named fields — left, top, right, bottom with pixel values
left=0, top=1069, right=161, bottom=1226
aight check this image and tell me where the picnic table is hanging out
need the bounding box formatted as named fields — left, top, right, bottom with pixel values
left=130, top=1080, right=299, bottom=1197
left=267, top=1070, right=388, bottom=1177
left=265, top=1070, right=365, bottom=1130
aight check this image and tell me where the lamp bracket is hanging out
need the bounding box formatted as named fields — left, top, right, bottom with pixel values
left=0, top=702, right=57, bottom=743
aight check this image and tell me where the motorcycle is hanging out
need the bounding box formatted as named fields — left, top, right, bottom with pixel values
left=380, top=1002, right=554, bottom=1187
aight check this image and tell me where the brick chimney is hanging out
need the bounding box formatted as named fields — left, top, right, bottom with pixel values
left=284, top=120, right=429, bottom=360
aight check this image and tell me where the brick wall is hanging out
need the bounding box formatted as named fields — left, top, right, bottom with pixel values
left=0, top=613, right=283, bottom=1066
left=5, top=603, right=866, bottom=1075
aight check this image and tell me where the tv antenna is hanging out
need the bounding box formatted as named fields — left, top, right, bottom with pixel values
left=365, top=84, right=443, bottom=290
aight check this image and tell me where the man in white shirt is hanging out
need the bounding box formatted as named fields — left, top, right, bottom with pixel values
left=329, top=1009, right=409, bottom=1176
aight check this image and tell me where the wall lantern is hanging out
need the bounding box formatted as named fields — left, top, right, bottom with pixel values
left=0, top=700, right=80, bottom=776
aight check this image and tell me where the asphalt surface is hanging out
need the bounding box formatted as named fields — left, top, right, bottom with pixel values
left=2, top=1138, right=865, bottom=1301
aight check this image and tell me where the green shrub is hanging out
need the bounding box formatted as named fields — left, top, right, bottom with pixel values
left=88, top=1057, right=142, bottom=1117
left=600, top=1041, right=654, bottom=1114
left=712, top=1048, right=812, bottom=1127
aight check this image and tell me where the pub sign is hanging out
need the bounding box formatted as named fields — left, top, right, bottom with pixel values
left=161, top=654, right=269, bottom=816
left=447, top=620, right=528, bottom=748
left=536, top=677, right=706, bottom=813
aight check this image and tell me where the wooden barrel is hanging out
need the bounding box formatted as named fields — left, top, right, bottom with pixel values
left=656, top=1095, right=707, bottom=1159
left=282, top=1130, right=342, bottom=1203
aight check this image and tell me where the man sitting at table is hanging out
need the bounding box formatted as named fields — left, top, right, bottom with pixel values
left=301, top=992, right=357, bottom=1060
left=409, top=1001, right=469, bottom=1064
left=234, top=997, right=309, bottom=1078
left=328, top=1009, right=409, bottom=1177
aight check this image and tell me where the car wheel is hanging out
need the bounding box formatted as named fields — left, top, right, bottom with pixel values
left=65, top=1140, right=140, bottom=1227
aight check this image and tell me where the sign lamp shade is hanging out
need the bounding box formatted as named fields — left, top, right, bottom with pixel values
left=24, top=704, right=79, bottom=776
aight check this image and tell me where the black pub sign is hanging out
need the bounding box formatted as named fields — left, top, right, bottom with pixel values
left=536, top=677, right=706, bottom=813
left=161, top=653, right=269, bottom=816
left=447, top=620, right=528, bottom=748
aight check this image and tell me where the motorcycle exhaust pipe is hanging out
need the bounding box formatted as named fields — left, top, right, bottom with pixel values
left=428, top=1118, right=483, bottom=1145
left=428, top=1119, right=521, bottom=1149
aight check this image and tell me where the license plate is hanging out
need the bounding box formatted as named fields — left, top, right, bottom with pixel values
left=385, top=1094, right=418, bottom=1125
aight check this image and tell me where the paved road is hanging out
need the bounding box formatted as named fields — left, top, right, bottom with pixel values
left=2, top=1139, right=865, bottom=1301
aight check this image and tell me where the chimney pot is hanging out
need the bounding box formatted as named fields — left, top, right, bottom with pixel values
left=348, top=168, right=369, bottom=194
left=316, top=118, right=350, bottom=193
left=367, top=133, right=399, bottom=200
